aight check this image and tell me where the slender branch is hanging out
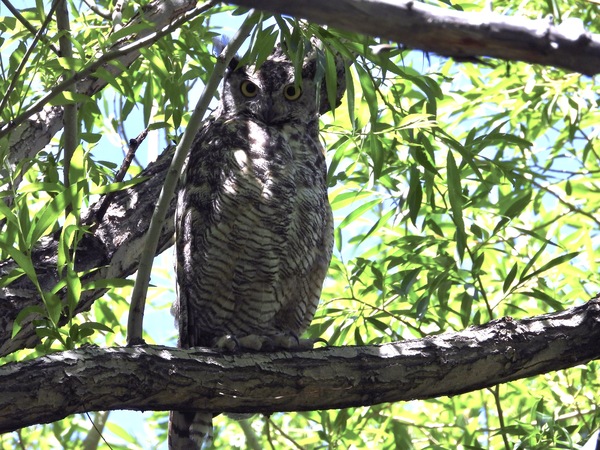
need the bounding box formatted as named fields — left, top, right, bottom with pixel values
left=88, top=127, right=149, bottom=227
left=529, top=177, right=600, bottom=228
left=82, top=411, right=110, bottom=450
left=81, top=0, right=112, bottom=20
left=1, top=297, right=599, bottom=433
left=489, top=385, right=510, bottom=450
left=0, top=0, right=60, bottom=54
left=126, top=9, right=262, bottom=344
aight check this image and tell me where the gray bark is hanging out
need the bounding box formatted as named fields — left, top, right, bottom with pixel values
left=228, top=0, right=600, bottom=76
left=0, top=296, right=598, bottom=433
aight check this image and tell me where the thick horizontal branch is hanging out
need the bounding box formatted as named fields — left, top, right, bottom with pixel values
left=228, top=0, right=600, bottom=76
left=1, top=297, right=598, bottom=433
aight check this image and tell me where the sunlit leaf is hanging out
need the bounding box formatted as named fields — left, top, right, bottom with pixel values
left=446, top=150, right=466, bottom=261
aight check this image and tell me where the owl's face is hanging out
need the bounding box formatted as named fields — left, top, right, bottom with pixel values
left=221, top=50, right=320, bottom=125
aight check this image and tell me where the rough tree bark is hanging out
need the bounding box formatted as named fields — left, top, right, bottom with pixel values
left=227, top=0, right=600, bottom=76
left=0, top=297, right=598, bottom=433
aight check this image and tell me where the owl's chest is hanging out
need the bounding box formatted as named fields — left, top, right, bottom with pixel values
left=222, top=120, right=321, bottom=185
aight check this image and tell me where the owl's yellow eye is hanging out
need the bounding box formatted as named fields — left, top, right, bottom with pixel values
left=240, top=80, right=258, bottom=97
left=283, top=84, right=302, bottom=101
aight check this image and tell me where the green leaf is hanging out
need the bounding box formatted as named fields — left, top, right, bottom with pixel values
left=0, top=199, right=19, bottom=227
left=521, top=251, right=580, bottom=283
left=89, top=177, right=147, bottom=195
left=460, top=291, right=473, bottom=328
left=28, top=188, right=71, bottom=244
left=345, top=63, right=355, bottom=127
left=68, top=144, right=86, bottom=186
left=519, top=242, right=548, bottom=283
left=65, top=266, right=82, bottom=317
left=43, top=292, right=63, bottom=327
left=12, top=305, right=45, bottom=338
left=369, top=135, right=384, bottom=180
left=338, top=199, right=383, bottom=229
left=503, top=262, right=518, bottom=293
left=331, top=190, right=375, bottom=209
left=0, top=267, right=26, bottom=288
left=503, top=192, right=532, bottom=220
left=357, top=208, right=395, bottom=246
left=324, top=48, right=339, bottom=117
left=355, top=62, right=377, bottom=124
left=57, top=56, right=84, bottom=72
left=407, top=165, right=423, bottom=226
left=82, top=278, right=135, bottom=291
left=446, top=150, right=466, bottom=261
left=78, top=321, right=114, bottom=334
left=0, top=240, right=39, bottom=290
left=57, top=220, right=80, bottom=274
left=48, top=91, right=92, bottom=106
left=106, top=22, right=151, bottom=45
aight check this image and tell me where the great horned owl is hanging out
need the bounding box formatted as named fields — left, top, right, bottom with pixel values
left=169, top=42, right=343, bottom=449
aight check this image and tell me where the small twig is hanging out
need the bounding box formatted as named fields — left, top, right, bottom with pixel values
left=82, top=411, right=112, bottom=450
left=56, top=0, right=78, bottom=205
left=489, top=385, right=511, bottom=450
left=81, top=0, right=112, bottom=20
left=86, top=127, right=149, bottom=227
left=267, top=416, right=305, bottom=450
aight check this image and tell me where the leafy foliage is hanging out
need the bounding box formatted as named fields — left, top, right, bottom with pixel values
left=0, top=0, right=599, bottom=449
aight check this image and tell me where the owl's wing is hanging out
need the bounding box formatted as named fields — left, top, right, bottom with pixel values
left=174, top=119, right=218, bottom=349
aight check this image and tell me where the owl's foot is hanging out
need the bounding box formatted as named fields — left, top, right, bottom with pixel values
left=213, top=333, right=319, bottom=352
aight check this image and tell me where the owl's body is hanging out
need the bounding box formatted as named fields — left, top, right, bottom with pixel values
left=169, top=45, right=335, bottom=449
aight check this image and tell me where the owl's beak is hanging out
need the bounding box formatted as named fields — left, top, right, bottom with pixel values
left=260, top=98, right=276, bottom=124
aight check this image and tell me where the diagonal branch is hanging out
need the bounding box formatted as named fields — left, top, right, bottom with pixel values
left=226, top=0, right=600, bottom=75
left=0, top=297, right=598, bottom=433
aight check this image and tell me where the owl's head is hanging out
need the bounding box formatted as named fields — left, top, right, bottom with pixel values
left=220, top=44, right=344, bottom=125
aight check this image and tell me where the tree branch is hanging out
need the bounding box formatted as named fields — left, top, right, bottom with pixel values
left=1, top=297, right=598, bottom=433
left=226, top=0, right=600, bottom=76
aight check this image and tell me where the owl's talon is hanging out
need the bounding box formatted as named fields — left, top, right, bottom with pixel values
left=270, top=333, right=320, bottom=350
left=213, top=334, right=239, bottom=352
left=213, top=333, right=321, bottom=352
left=237, top=334, right=268, bottom=351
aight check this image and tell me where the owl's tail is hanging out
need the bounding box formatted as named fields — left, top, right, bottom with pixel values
left=168, top=411, right=213, bottom=449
